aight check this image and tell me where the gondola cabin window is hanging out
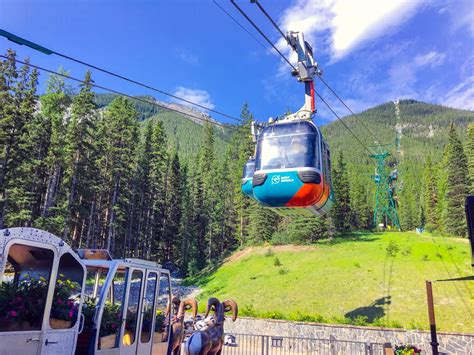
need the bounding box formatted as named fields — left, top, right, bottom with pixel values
left=49, top=253, right=84, bottom=329
left=98, top=269, right=127, bottom=350
left=123, top=269, right=143, bottom=346
left=255, top=122, right=320, bottom=171
left=140, top=272, right=158, bottom=343
left=0, top=243, right=54, bottom=332
left=153, top=272, right=171, bottom=354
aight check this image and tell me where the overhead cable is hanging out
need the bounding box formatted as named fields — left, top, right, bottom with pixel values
left=0, top=29, right=243, bottom=123
left=314, top=90, right=373, bottom=155
left=230, top=0, right=296, bottom=71
left=0, top=55, right=239, bottom=131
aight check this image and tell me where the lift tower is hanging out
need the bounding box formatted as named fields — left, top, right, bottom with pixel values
left=370, top=145, right=401, bottom=230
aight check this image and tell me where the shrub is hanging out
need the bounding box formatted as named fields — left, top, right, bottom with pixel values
left=273, top=257, right=282, bottom=266
left=240, top=304, right=257, bottom=317
left=278, top=268, right=289, bottom=275
left=386, top=240, right=399, bottom=257
left=270, top=232, right=293, bottom=245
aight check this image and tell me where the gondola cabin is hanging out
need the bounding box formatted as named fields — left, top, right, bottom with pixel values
left=241, top=157, right=256, bottom=198
left=252, top=120, right=333, bottom=216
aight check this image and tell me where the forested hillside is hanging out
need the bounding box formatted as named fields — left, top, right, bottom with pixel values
left=94, top=93, right=231, bottom=161
left=1, top=50, right=473, bottom=276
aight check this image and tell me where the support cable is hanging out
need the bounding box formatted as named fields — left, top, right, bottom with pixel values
left=0, top=29, right=243, bottom=123
left=0, top=55, right=240, bottom=131
left=316, top=75, right=379, bottom=142
left=230, top=0, right=296, bottom=71
left=213, top=0, right=281, bottom=62
left=252, top=0, right=289, bottom=47
left=314, top=90, right=373, bottom=155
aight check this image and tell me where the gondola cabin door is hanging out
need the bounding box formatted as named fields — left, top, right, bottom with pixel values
left=135, top=270, right=158, bottom=354
left=151, top=272, right=172, bottom=355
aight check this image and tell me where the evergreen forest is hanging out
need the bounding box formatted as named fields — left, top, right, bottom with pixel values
left=1, top=50, right=473, bottom=275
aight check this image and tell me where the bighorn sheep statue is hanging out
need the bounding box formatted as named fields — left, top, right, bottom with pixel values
left=184, top=297, right=238, bottom=355
left=169, top=298, right=198, bottom=355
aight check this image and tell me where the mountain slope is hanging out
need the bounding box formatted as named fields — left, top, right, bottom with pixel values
left=321, top=99, right=473, bottom=163
left=94, top=93, right=233, bottom=159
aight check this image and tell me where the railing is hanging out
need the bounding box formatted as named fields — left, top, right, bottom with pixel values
left=183, top=332, right=389, bottom=355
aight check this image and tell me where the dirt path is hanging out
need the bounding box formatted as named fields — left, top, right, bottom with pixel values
left=170, top=277, right=201, bottom=299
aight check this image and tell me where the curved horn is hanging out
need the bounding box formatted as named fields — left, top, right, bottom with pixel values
left=165, top=295, right=181, bottom=318
left=172, top=295, right=181, bottom=312
left=177, top=298, right=198, bottom=320
left=205, top=297, right=220, bottom=318
left=223, top=299, right=238, bottom=321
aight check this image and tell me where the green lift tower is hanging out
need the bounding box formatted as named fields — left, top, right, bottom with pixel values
left=370, top=145, right=401, bottom=230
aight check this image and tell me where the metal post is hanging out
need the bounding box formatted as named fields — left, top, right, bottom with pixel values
left=365, top=342, right=372, bottom=355
left=426, top=281, right=439, bottom=355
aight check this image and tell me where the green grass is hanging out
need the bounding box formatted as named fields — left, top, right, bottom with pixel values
left=194, top=232, right=474, bottom=333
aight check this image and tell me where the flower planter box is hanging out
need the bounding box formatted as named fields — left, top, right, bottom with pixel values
left=100, top=334, right=117, bottom=349
left=50, top=318, right=72, bottom=329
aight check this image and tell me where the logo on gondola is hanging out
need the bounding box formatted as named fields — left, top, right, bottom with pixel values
left=271, top=175, right=281, bottom=184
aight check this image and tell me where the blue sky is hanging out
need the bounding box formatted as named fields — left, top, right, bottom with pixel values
left=1, top=0, right=473, bottom=125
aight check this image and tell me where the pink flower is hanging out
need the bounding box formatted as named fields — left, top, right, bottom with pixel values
left=68, top=311, right=73, bottom=318
left=111, top=323, right=117, bottom=329
left=10, top=311, right=17, bottom=317
left=57, top=298, right=63, bottom=305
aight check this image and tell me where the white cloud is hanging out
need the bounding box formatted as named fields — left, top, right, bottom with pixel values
left=277, top=0, right=424, bottom=62
left=443, top=76, right=474, bottom=110
left=173, top=87, right=215, bottom=110
left=414, top=51, right=446, bottom=68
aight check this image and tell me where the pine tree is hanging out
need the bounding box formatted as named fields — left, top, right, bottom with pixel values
left=178, top=163, right=193, bottom=271
left=423, top=157, right=438, bottom=231
left=99, top=97, right=139, bottom=254
left=443, top=124, right=469, bottom=236
left=32, top=71, right=73, bottom=234
left=331, top=151, right=351, bottom=233
left=3, top=57, right=40, bottom=227
left=467, top=123, right=474, bottom=194
left=350, top=177, right=372, bottom=229
left=133, top=121, right=155, bottom=257
left=163, top=151, right=183, bottom=261
left=248, top=204, right=278, bottom=244
left=148, top=120, right=168, bottom=259
left=0, top=50, right=20, bottom=228
left=62, top=70, right=98, bottom=245
left=232, top=103, right=255, bottom=245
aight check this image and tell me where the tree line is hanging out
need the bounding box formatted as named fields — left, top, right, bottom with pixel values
left=1, top=50, right=473, bottom=276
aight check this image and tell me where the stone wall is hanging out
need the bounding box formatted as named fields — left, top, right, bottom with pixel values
left=224, top=317, right=474, bottom=354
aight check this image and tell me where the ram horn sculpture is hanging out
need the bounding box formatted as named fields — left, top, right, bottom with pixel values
left=184, top=298, right=238, bottom=355
left=169, top=298, right=198, bottom=355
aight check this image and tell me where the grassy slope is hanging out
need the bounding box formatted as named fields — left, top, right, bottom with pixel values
left=194, top=232, right=474, bottom=333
